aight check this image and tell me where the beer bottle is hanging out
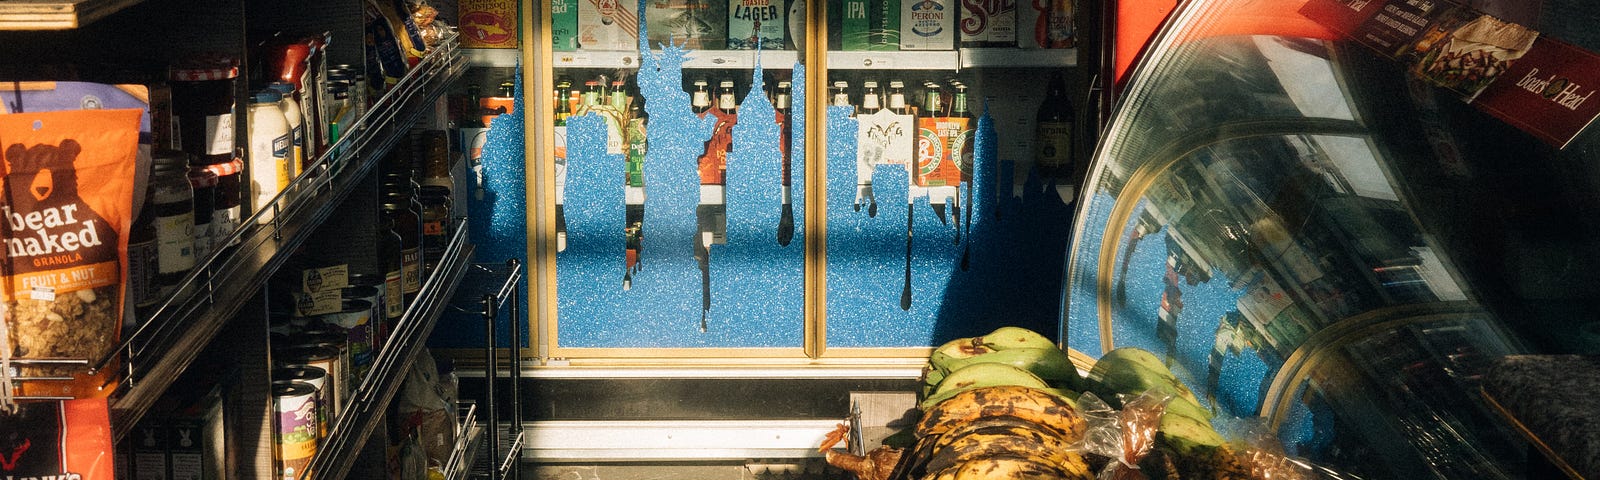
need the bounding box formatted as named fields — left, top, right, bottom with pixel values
left=1034, top=73, right=1075, bottom=179
left=860, top=81, right=882, bottom=115
left=566, top=81, right=583, bottom=116
left=951, top=83, right=975, bottom=181
left=692, top=79, right=712, bottom=115
left=717, top=80, right=738, bottom=114
left=609, top=79, right=628, bottom=111
left=462, top=85, right=486, bottom=128
left=831, top=81, right=853, bottom=114
left=887, top=81, right=909, bottom=115
left=554, top=79, right=572, bottom=126
left=582, top=80, right=602, bottom=107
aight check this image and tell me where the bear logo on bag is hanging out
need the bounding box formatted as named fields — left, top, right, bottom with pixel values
left=2, top=139, right=120, bottom=270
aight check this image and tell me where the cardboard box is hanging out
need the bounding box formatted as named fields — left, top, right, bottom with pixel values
left=645, top=0, right=727, bottom=50
left=553, top=0, right=579, bottom=50
left=870, top=0, right=901, bottom=51
left=728, top=0, right=786, bottom=50
left=1016, top=0, right=1048, bottom=48
left=579, top=0, right=642, bottom=51
left=901, top=0, right=954, bottom=50
left=133, top=422, right=169, bottom=480
left=959, top=0, right=1016, bottom=47
left=840, top=0, right=871, bottom=50
left=459, top=0, right=519, bottom=48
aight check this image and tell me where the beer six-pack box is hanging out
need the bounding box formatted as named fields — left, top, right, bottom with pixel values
left=841, top=0, right=900, bottom=51
left=553, top=0, right=579, bottom=50
left=1016, top=0, right=1048, bottom=48
left=646, top=0, right=728, bottom=50
left=960, top=0, right=1017, bottom=47
left=728, top=0, right=786, bottom=49
left=459, top=0, right=519, bottom=48
left=579, top=0, right=641, bottom=50
left=901, top=0, right=955, bottom=50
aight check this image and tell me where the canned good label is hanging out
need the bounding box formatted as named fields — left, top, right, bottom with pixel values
left=205, top=114, right=235, bottom=156
left=385, top=268, right=404, bottom=318
left=156, top=212, right=196, bottom=274
left=303, top=265, right=350, bottom=293
left=274, top=389, right=319, bottom=478
left=294, top=290, right=345, bottom=317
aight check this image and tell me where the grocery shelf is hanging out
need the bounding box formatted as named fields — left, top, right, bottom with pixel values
left=101, top=33, right=466, bottom=439
left=826, top=51, right=961, bottom=70
left=958, top=48, right=1077, bottom=68
left=443, top=402, right=484, bottom=480
left=307, top=224, right=475, bottom=480
left=553, top=49, right=800, bottom=70
left=0, top=0, right=145, bottom=29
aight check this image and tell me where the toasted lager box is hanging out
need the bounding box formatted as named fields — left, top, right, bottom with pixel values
left=960, top=0, right=1016, bottom=47
left=728, top=0, right=786, bottom=49
left=459, top=0, right=519, bottom=48
left=579, top=0, right=641, bottom=50
left=553, top=0, right=579, bottom=50
left=646, top=0, right=728, bottom=50
left=901, top=0, right=954, bottom=50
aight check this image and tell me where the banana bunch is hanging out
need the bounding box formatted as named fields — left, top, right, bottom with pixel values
left=1081, top=347, right=1223, bottom=455
left=921, top=327, right=1086, bottom=406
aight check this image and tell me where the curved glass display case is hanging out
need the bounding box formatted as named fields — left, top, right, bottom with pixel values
left=1065, top=0, right=1600, bottom=477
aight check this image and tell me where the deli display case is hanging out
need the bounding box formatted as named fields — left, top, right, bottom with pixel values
left=1066, top=0, right=1600, bottom=477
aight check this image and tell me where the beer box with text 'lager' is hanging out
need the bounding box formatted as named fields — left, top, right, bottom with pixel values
left=901, top=0, right=955, bottom=50
left=960, top=0, right=1017, bottom=47
left=646, top=0, right=728, bottom=50
left=579, top=0, right=641, bottom=50
left=553, top=0, right=578, bottom=50
left=459, top=0, right=519, bottom=48
left=728, top=0, right=786, bottom=49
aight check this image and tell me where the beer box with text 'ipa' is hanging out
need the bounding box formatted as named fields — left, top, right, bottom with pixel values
left=728, top=0, right=786, bottom=49
left=459, top=0, right=519, bottom=48
left=646, top=0, right=728, bottom=50
left=579, top=0, right=641, bottom=50
left=553, top=0, right=579, bottom=50
left=840, top=0, right=871, bottom=50
left=842, top=0, right=901, bottom=51
left=902, top=0, right=955, bottom=50
left=960, top=0, right=1017, bottom=47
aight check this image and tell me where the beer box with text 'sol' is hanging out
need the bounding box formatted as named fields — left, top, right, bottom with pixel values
left=553, top=0, right=579, bottom=50
left=901, top=0, right=955, bottom=50
left=459, top=0, right=519, bottom=48
left=646, top=0, right=728, bottom=50
left=728, top=0, right=786, bottom=49
left=579, top=0, right=641, bottom=50
left=960, top=0, right=1017, bottom=47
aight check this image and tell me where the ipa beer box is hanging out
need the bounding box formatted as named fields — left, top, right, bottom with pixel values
left=579, top=0, right=641, bottom=50
left=901, top=0, right=954, bottom=50
left=871, top=0, right=901, bottom=51
left=960, top=0, right=1017, bottom=47
left=728, top=0, right=786, bottom=49
left=646, top=0, right=728, bottom=50
left=840, top=0, right=872, bottom=50
left=553, top=0, right=579, bottom=50
left=459, top=0, right=519, bottom=48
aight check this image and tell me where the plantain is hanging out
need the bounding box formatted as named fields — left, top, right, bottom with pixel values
left=929, top=337, right=995, bottom=372
left=920, top=365, right=947, bottom=401
left=945, top=454, right=1078, bottom=480
left=942, top=347, right=1082, bottom=385
left=1086, top=347, right=1208, bottom=417
left=923, top=416, right=1076, bottom=474
left=1155, top=413, right=1225, bottom=456
left=916, top=386, right=1086, bottom=441
left=920, top=363, right=1052, bottom=409
left=975, top=326, right=1055, bottom=351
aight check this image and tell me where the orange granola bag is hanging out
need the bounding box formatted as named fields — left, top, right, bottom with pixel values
left=1, top=108, right=141, bottom=400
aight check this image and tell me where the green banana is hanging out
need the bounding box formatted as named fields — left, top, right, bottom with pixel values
left=929, top=337, right=995, bottom=373
left=1156, top=413, right=1226, bottom=457
left=916, top=386, right=1086, bottom=441
left=920, top=365, right=947, bottom=401
left=975, top=326, right=1055, bottom=351
left=920, top=363, right=1051, bottom=410
left=943, top=347, right=1079, bottom=383
left=1087, top=347, right=1207, bottom=417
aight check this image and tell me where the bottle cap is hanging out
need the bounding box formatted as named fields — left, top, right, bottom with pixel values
left=863, top=81, right=879, bottom=89
left=720, top=80, right=734, bottom=88
left=889, top=81, right=904, bottom=88
left=252, top=90, right=284, bottom=103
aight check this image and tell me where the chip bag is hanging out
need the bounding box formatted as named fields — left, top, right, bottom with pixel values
left=0, top=399, right=114, bottom=480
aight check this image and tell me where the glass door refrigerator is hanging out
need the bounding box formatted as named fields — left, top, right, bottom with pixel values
left=1067, top=0, right=1600, bottom=477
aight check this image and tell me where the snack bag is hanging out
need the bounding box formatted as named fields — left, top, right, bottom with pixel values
left=1076, top=391, right=1168, bottom=480
left=0, top=399, right=114, bottom=480
left=2, top=109, right=141, bottom=399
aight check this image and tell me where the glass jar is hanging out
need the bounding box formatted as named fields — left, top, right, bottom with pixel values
left=128, top=185, right=160, bottom=319
left=196, top=158, right=243, bottom=249
left=186, top=164, right=219, bottom=260
left=377, top=219, right=406, bottom=327
left=248, top=89, right=293, bottom=223
left=151, top=151, right=197, bottom=297
left=419, top=185, right=451, bottom=275
left=170, top=56, right=239, bottom=166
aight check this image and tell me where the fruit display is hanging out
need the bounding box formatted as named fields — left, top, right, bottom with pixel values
left=820, top=326, right=1321, bottom=479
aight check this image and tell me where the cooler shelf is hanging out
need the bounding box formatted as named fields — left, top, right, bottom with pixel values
left=0, top=0, right=145, bottom=29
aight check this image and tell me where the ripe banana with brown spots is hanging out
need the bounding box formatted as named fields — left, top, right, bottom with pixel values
left=916, top=386, right=1086, bottom=442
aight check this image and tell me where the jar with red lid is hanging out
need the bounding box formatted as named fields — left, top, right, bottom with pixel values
left=170, top=55, right=240, bottom=166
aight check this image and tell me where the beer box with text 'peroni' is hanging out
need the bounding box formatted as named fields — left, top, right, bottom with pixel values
left=579, top=0, right=641, bottom=50
left=646, top=0, right=728, bottom=50
left=901, top=0, right=955, bottom=50
left=459, top=0, right=519, bottom=48
left=728, top=0, right=786, bottom=50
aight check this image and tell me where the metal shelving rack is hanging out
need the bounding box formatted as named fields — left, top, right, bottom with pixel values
left=465, top=259, right=526, bottom=480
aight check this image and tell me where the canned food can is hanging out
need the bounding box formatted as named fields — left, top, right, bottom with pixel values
left=319, top=298, right=375, bottom=382
left=274, top=365, right=330, bottom=440
left=274, top=345, right=344, bottom=419
left=297, top=329, right=353, bottom=392
left=272, top=380, right=319, bottom=479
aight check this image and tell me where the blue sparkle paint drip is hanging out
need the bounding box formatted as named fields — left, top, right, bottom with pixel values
left=789, top=62, right=806, bottom=237
left=433, top=65, right=528, bottom=349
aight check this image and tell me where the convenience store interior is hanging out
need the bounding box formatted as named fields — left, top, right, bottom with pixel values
left=5, top=0, right=1600, bottom=479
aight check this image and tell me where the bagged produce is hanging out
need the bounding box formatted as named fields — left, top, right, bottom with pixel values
left=2, top=108, right=141, bottom=400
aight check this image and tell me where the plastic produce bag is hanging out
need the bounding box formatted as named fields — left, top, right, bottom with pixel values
left=1076, top=391, right=1170, bottom=480
left=396, top=349, right=454, bottom=466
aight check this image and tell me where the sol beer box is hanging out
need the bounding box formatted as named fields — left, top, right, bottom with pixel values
left=579, top=0, right=641, bottom=51
left=902, top=0, right=955, bottom=50
left=728, top=0, right=786, bottom=50
left=960, top=0, right=1017, bottom=47
left=459, top=0, right=519, bottom=48
left=646, top=0, right=727, bottom=50
left=553, top=0, right=579, bottom=50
